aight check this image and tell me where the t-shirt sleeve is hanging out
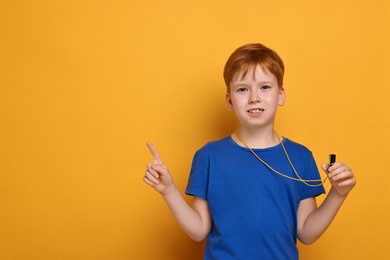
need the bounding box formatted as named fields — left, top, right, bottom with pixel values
left=185, top=150, right=209, bottom=200
left=300, top=152, right=326, bottom=200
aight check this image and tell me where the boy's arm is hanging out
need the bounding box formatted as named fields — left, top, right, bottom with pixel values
left=144, top=142, right=212, bottom=242
left=297, top=162, right=356, bottom=244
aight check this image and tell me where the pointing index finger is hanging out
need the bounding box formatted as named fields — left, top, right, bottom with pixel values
left=146, top=141, right=163, bottom=163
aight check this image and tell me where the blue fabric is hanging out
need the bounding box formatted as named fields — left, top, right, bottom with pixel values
left=185, top=136, right=325, bottom=260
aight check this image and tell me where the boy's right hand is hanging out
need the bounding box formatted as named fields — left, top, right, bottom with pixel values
left=144, top=142, right=175, bottom=196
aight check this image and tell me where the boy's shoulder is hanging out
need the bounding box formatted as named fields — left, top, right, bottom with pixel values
left=283, top=137, right=315, bottom=159
left=190, top=136, right=232, bottom=161
left=283, top=137, right=312, bottom=151
left=199, top=136, right=232, bottom=152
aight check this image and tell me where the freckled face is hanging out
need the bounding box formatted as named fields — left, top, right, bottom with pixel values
left=226, top=66, right=285, bottom=129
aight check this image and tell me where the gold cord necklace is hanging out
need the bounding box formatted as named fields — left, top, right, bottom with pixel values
left=234, top=131, right=327, bottom=187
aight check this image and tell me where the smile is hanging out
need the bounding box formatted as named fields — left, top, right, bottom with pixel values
left=247, top=109, right=264, bottom=113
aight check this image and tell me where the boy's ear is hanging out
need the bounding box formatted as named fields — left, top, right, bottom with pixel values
left=278, top=87, right=286, bottom=106
left=226, top=92, right=233, bottom=111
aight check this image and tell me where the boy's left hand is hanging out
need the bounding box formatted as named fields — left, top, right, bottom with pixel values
left=321, top=162, right=356, bottom=197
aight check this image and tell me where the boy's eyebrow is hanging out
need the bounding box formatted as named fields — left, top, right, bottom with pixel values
left=232, top=83, right=250, bottom=87
left=232, top=81, right=274, bottom=87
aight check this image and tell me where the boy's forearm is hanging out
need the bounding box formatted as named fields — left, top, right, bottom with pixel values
left=161, top=186, right=210, bottom=242
left=299, top=189, right=347, bottom=244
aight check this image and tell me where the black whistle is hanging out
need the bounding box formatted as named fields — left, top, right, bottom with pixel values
left=327, top=154, right=336, bottom=171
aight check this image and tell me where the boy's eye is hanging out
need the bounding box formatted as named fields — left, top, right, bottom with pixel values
left=237, top=87, right=248, bottom=92
left=261, top=85, right=271, bottom=90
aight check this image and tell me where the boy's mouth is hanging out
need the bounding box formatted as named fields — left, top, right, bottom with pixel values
left=247, top=108, right=264, bottom=113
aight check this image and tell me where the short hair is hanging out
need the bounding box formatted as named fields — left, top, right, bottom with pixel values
left=223, top=43, right=285, bottom=90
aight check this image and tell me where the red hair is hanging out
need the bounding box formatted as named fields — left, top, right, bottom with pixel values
left=223, top=43, right=285, bottom=90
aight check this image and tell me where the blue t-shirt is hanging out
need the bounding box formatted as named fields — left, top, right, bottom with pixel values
left=185, top=136, right=325, bottom=260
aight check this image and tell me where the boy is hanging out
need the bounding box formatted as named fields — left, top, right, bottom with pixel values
left=144, top=43, right=356, bottom=259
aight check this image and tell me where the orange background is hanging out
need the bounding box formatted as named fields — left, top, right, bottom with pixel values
left=1, top=1, right=389, bottom=259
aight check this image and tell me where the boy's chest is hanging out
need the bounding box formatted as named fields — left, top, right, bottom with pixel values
left=207, top=156, right=301, bottom=225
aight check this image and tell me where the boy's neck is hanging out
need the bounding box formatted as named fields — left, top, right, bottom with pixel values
left=232, top=127, right=281, bottom=149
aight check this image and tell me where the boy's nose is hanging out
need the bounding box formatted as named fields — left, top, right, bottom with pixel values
left=249, top=92, right=261, bottom=103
